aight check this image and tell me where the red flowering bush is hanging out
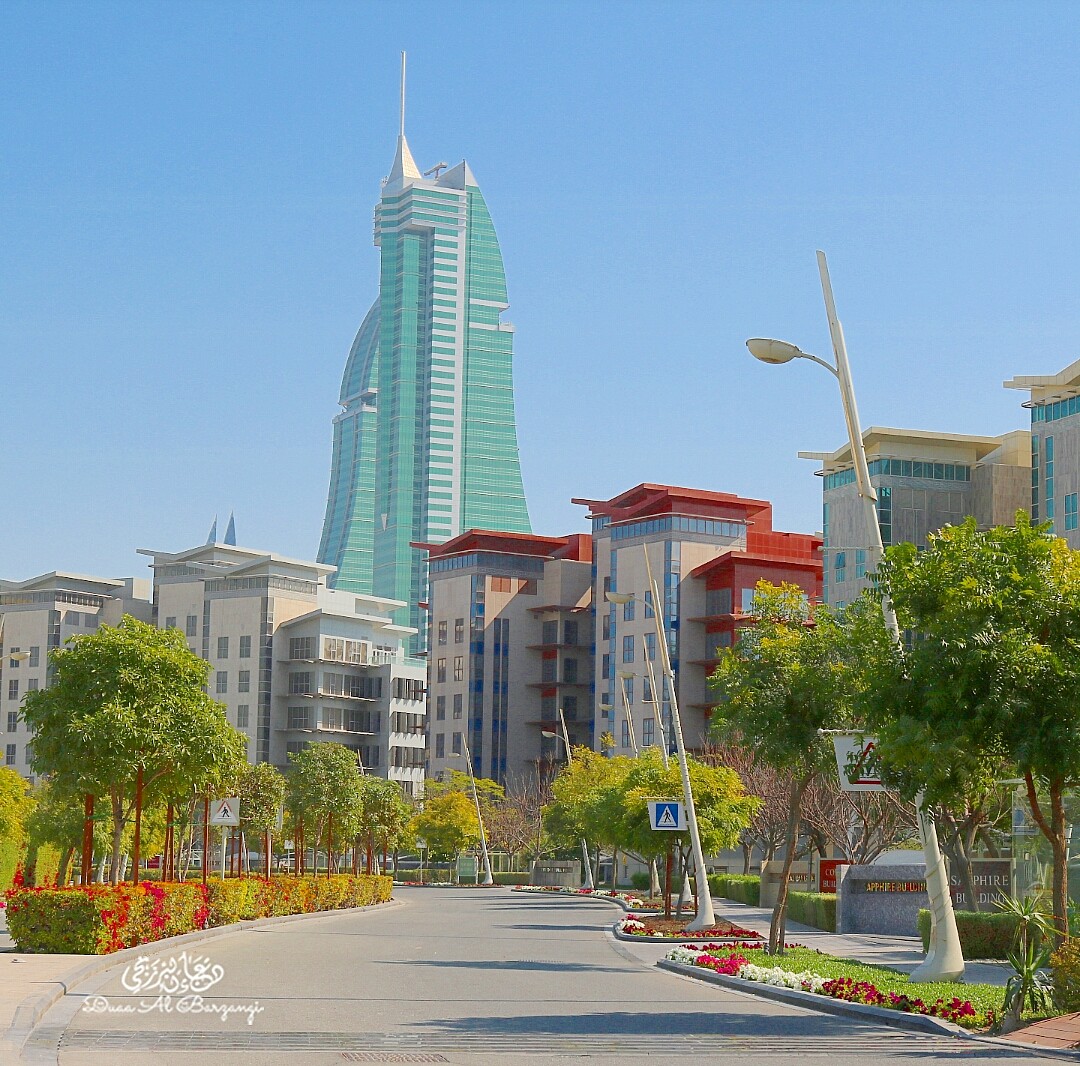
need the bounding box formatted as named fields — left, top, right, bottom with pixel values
left=6, top=874, right=392, bottom=954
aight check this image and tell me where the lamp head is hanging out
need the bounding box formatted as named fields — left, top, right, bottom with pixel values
left=605, top=591, right=633, bottom=605
left=746, top=338, right=804, bottom=365
left=540, top=730, right=558, bottom=739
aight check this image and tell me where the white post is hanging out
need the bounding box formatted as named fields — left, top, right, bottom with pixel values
left=558, top=707, right=595, bottom=890
left=817, top=250, right=963, bottom=982
left=461, top=735, right=494, bottom=886
left=642, top=546, right=715, bottom=930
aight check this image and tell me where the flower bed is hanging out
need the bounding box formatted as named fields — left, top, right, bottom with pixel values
left=6, top=874, right=392, bottom=954
left=665, top=944, right=996, bottom=1030
left=511, top=886, right=661, bottom=909
left=618, top=914, right=762, bottom=940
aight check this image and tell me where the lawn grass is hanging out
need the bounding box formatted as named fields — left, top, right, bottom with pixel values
left=681, top=943, right=1005, bottom=1026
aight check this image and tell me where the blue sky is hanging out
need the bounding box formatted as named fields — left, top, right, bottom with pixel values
left=3, top=1, right=1079, bottom=580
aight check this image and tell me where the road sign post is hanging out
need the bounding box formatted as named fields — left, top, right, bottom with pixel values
left=648, top=800, right=685, bottom=832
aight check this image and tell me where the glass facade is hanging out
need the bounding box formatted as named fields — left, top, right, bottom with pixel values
left=318, top=149, right=531, bottom=650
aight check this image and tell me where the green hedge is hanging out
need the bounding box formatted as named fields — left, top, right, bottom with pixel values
left=6, top=874, right=392, bottom=954
left=787, top=891, right=836, bottom=931
left=0, top=840, right=20, bottom=892
left=708, top=873, right=760, bottom=906
left=917, top=908, right=1018, bottom=960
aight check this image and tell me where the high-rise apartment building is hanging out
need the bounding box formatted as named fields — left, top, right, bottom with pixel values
left=424, top=531, right=592, bottom=787
left=0, top=574, right=152, bottom=780
left=574, top=485, right=821, bottom=755
left=1005, top=358, right=1080, bottom=546
left=803, top=426, right=1030, bottom=605
left=139, top=542, right=427, bottom=794
left=319, top=65, right=530, bottom=649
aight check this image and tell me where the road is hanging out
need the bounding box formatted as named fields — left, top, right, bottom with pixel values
left=22, top=887, right=1045, bottom=1065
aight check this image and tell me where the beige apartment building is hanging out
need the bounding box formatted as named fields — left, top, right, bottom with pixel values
left=422, top=531, right=593, bottom=787
left=139, top=542, right=428, bottom=794
left=0, top=573, right=151, bottom=779
left=803, top=427, right=1031, bottom=606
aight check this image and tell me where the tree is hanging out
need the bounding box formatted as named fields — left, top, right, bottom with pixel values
left=872, top=514, right=1080, bottom=940
left=21, top=616, right=248, bottom=883
left=238, top=763, right=287, bottom=875
left=799, top=775, right=917, bottom=866
left=711, top=582, right=856, bottom=953
left=411, top=791, right=479, bottom=869
left=359, top=776, right=415, bottom=869
left=0, top=767, right=31, bottom=847
left=286, top=743, right=366, bottom=872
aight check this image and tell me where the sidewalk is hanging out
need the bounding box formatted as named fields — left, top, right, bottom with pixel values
left=709, top=899, right=1011, bottom=987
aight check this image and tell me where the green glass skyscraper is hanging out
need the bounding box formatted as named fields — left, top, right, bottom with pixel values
left=318, top=63, right=531, bottom=646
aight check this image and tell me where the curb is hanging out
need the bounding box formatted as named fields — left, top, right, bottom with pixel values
left=656, top=958, right=1080, bottom=1061
left=509, top=889, right=664, bottom=914
left=1, top=895, right=402, bottom=1055
left=614, top=927, right=764, bottom=945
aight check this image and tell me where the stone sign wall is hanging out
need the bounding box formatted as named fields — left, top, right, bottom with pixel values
left=759, top=860, right=816, bottom=908
left=836, top=863, right=928, bottom=936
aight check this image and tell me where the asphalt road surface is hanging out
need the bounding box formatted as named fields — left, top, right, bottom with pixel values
left=22, top=887, right=1051, bottom=1065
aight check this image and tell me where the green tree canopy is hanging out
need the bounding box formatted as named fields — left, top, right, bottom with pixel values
left=410, top=790, right=479, bottom=865
left=21, top=615, right=247, bottom=883
left=286, top=742, right=366, bottom=855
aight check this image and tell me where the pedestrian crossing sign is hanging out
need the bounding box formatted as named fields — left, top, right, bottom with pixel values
left=209, top=797, right=241, bottom=826
left=649, top=800, right=684, bottom=831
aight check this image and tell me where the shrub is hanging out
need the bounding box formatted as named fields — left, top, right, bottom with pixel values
left=788, top=891, right=836, bottom=931
left=630, top=872, right=651, bottom=891
left=917, top=908, right=1018, bottom=960
left=6, top=874, right=391, bottom=954
left=1052, top=938, right=1080, bottom=1012
left=492, top=872, right=529, bottom=886
left=708, top=874, right=760, bottom=906
left=0, top=839, right=21, bottom=892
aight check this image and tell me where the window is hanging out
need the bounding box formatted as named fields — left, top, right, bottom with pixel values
left=287, top=706, right=311, bottom=729
left=436, top=695, right=446, bottom=721
left=622, top=635, right=634, bottom=663
left=452, top=732, right=462, bottom=755
left=621, top=720, right=630, bottom=748
left=286, top=741, right=308, bottom=756
left=643, top=676, right=652, bottom=702
left=6, top=711, right=16, bottom=733
left=453, top=693, right=463, bottom=719
left=237, top=670, right=250, bottom=693
left=28, top=647, right=39, bottom=668
left=437, top=658, right=446, bottom=683
left=236, top=705, right=250, bottom=728
left=4, top=744, right=14, bottom=766
left=165, top=616, right=177, bottom=630
left=643, top=717, right=655, bottom=746
left=7, top=650, right=19, bottom=669
left=834, top=552, right=847, bottom=585
left=7, top=680, right=18, bottom=701
left=623, top=599, right=635, bottom=622
left=622, top=675, right=634, bottom=705
left=215, top=671, right=227, bottom=695
left=562, top=696, right=578, bottom=719
left=438, top=620, right=447, bottom=645
left=855, top=549, right=867, bottom=579
left=645, top=632, right=656, bottom=661
left=288, top=671, right=312, bottom=695
left=601, top=614, right=611, bottom=640
left=601, top=653, right=611, bottom=680
left=392, top=678, right=425, bottom=701
left=1067, top=493, right=1079, bottom=532
left=323, top=707, right=343, bottom=731
left=740, top=588, right=756, bottom=613
left=435, top=733, right=445, bottom=758
left=455, top=618, right=464, bottom=644
left=26, top=679, right=37, bottom=692
left=289, top=636, right=314, bottom=660
left=217, top=636, right=229, bottom=659
left=185, top=615, right=198, bottom=637
left=644, top=590, right=654, bottom=618
left=454, top=656, right=464, bottom=681
left=490, top=576, right=513, bottom=593
left=563, top=658, right=578, bottom=683
left=563, top=620, right=578, bottom=646
left=542, top=620, right=558, bottom=644
left=239, top=635, right=252, bottom=659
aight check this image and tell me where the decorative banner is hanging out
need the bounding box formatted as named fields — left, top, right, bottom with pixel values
left=832, top=735, right=884, bottom=792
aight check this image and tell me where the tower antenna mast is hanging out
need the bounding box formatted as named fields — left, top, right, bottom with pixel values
left=399, top=51, right=406, bottom=137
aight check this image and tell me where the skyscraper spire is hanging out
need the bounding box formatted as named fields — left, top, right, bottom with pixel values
left=387, top=51, right=421, bottom=187
left=224, top=512, right=236, bottom=546
left=206, top=515, right=218, bottom=544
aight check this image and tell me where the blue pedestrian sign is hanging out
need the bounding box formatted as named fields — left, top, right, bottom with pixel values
left=649, top=800, right=685, bottom=831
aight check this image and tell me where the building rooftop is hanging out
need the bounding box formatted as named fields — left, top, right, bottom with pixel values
left=1004, top=356, right=1080, bottom=406
left=418, top=530, right=592, bottom=564
left=572, top=483, right=773, bottom=529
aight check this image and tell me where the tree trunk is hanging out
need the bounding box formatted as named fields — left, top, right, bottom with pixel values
left=82, top=794, right=94, bottom=887
left=131, top=767, right=144, bottom=883
left=110, top=791, right=124, bottom=885
left=58, top=846, right=74, bottom=887
left=741, top=842, right=752, bottom=876
left=1026, top=772, right=1070, bottom=944
left=770, top=774, right=810, bottom=956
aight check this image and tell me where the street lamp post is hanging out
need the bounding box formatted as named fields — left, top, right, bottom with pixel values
left=541, top=709, right=596, bottom=890
left=746, top=249, right=963, bottom=982
left=606, top=544, right=717, bottom=931
left=451, top=735, right=494, bottom=887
